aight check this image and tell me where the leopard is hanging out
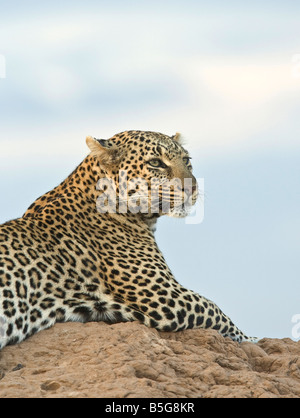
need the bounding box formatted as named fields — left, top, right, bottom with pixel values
left=0, top=130, right=258, bottom=349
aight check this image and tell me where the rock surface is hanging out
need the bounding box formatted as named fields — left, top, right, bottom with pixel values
left=0, top=321, right=299, bottom=398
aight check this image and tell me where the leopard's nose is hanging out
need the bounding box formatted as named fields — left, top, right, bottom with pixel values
left=185, top=184, right=198, bottom=196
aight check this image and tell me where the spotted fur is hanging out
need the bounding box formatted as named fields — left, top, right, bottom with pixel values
left=0, top=130, right=257, bottom=349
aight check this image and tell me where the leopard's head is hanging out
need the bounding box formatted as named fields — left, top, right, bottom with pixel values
left=86, top=130, right=198, bottom=220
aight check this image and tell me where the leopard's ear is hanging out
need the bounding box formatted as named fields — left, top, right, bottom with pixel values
left=86, top=136, right=123, bottom=166
left=172, top=132, right=182, bottom=143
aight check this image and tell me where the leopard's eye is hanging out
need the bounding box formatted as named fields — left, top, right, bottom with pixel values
left=183, top=157, right=191, bottom=166
left=148, top=159, right=167, bottom=168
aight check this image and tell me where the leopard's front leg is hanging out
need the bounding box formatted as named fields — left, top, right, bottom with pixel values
left=127, top=288, right=258, bottom=343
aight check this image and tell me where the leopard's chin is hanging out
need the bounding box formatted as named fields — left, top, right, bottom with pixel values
left=167, top=204, right=191, bottom=218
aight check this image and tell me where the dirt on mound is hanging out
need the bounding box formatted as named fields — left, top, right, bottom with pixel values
left=0, top=321, right=299, bottom=398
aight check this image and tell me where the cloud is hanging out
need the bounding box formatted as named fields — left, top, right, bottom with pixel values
left=198, top=58, right=298, bottom=104
left=169, top=54, right=300, bottom=148
left=1, top=6, right=300, bottom=160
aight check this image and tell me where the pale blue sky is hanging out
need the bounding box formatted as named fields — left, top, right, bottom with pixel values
left=0, top=0, right=299, bottom=339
